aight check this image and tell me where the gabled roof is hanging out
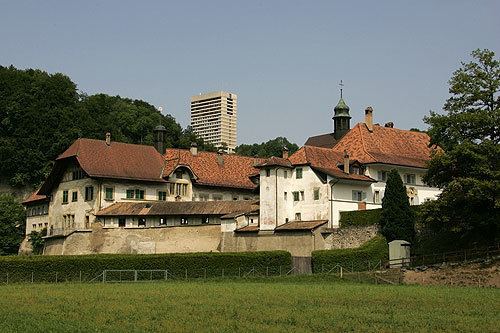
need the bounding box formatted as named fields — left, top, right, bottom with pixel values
left=255, top=156, right=293, bottom=168
left=22, top=191, right=48, bottom=205
left=304, top=133, right=337, bottom=148
left=96, top=200, right=259, bottom=216
left=58, top=138, right=166, bottom=182
left=289, top=145, right=344, bottom=166
left=332, top=123, right=437, bottom=168
left=287, top=146, right=375, bottom=182
left=163, top=149, right=264, bottom=190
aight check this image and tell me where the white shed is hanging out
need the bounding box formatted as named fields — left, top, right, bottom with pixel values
left=388, top=240, right=411, bottom=267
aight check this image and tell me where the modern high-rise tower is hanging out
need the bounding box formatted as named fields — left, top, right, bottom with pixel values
left=190, top=91, right=237, bottom=153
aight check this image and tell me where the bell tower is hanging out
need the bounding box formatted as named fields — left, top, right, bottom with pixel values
left=333, top=80, right=351, bottom=140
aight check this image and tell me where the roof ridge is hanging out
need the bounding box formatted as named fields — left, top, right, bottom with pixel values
left=167, top=148, right=263, bottom=161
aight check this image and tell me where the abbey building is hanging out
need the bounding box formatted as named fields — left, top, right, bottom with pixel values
left=21, top=95, right=441, bottom=255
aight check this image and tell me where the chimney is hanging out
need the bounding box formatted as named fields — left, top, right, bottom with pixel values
left=282, top=147, right=289, bottom=159
left=343, top=150, right=350, bottom=174
left=365, top=107, right=373, bottom=132
left=105, top=132, right=111, bottom=146
left=217, top=149, right=224, bottom=166
left=384, top=122, right=394, bottom=128
left=190, top=142, right=198, bottom=156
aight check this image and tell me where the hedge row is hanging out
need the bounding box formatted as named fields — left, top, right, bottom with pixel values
left=340, top=206, right=422, bottom=228
left=339, top=209, right=382, bottom=227
left=311, top=236, right=388, bottom=272
left=0, top=251, right=292, bottom=282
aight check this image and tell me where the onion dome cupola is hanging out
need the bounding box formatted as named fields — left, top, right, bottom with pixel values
left=333, top=80, right=351, bottom=140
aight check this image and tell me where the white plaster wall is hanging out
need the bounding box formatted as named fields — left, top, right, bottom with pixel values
left=366, top=165, right=441, bottom=205
left=25, top=215, right=49, bottom=234
left=329, top=181, right=376, bottom=228
left=260, top=166, right=329, bottom=230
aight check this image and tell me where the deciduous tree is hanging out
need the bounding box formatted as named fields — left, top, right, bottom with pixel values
left=422, top=49, right=500, bottom=243
left=0, top=194, right=26, bottom=255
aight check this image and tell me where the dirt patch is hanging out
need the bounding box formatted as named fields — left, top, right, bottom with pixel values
left=404, top=260, right=500, bottom=287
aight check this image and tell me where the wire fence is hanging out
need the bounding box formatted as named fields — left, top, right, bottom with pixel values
left=389, top=244, right=500, bottom=268
left=2, top=244, right=498, bottom=285
left=0, top=266, right=298, bottom=284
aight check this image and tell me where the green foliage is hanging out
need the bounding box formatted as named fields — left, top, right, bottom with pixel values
left=379, top=170, right=415, bottom=242
left=28, top=228, right=46, bottom=255
left=425, top=49, right=499, bottom=151
left=422, top=49, right=500, bottom=244
left=0, top=66, right=213, bottom=187
left=0, top=251, right=292, bottom=280
left=235, top=136, right=299, bottom=158
left=311, top=236, right=388, bottom=272
left=340, top=207, right=421, bottom=228
left=0, top=194, right=26, bottom=255
left=340, top=209, right=382, bottom=227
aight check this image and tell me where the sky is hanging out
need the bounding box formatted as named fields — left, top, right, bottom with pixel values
left=1, top=0, right=499, bottom=146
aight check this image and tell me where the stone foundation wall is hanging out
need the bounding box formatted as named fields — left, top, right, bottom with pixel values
left=221, top=231, right=320, bottom=257
left=41, top=224, right=380, bottom=256
left=43, top=223, right=221, bottom=255
left=324, top=225, right=379, bottom=249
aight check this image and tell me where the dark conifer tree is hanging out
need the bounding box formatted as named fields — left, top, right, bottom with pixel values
left=379, top=169, right=415, bottom=242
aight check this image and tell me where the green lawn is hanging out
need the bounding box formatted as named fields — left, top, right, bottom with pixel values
left=0, top=277, right=498, bottom=332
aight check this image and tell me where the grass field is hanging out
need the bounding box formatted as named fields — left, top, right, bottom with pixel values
left=0, top=276, right=498, bottom=332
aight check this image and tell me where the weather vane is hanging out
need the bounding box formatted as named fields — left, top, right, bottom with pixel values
left=339, top=80, right=344, bottom=98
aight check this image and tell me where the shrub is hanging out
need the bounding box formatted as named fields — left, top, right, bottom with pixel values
left=0, top=251, right=292, bottom=282
left=312, top=236, right=388, bottom=272
left=340, top=209, right=382, bottom=227
left=28, top=228, right=47, bottom=255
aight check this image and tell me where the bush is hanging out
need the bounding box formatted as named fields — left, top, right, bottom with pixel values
left=0, top=251, right=292, bottom=282
left=312, top=236, right=388, bottom=272
left=340, top=209, right=382, bottom=227
left=28, top=228, right=47, bottom=255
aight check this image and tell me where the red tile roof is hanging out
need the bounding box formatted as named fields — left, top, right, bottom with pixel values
left=163, top=149, right=265, bottom=190
left=58, top=138, right=166, bottom=182
left=288, top=146, right=375, bottom=182
left=332, top=123, right=436, bottom=168
left=22, top=191, right=48, bottom=205
left=255, top=156, right=293, bottom=168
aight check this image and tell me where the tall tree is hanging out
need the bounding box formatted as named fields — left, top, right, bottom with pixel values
left=235, top=137, right=299, bottom=158
left=0, top=66, right=213, bottom=188
left=0, top=194, right=26, bottom=255
left=422, top=49, right=500, bottom=242
left=379, top=169, right=416, bottom=242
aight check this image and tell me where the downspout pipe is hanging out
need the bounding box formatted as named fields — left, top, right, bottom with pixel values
left=329, top=178, right=340, bottom=228
left=275, top=167, right=283, bottom=229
